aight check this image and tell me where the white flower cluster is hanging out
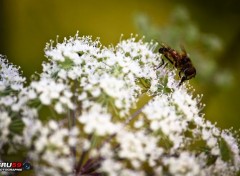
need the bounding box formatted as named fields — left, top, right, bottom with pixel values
left=44, top=34, right=166, bottom=117
left=163, top=152, right=200, bottom=176
left=99, top=87, right=240, bottom=176
left=30, top=78, right=75, bottom=113
left=0, top=56, right=33, bottom=157
left=0, top=33, right=240, bottom=176
left=78, top=103, right=121, bottom=136
left=0, top=56, right=25, bottom=111
left=0, top=112, right=11, bottom=149
left=116, top=130, right=163, bottom=167
left=0, top=56, right=25, bottom=92
left=22, top=118, right=78, bottom=176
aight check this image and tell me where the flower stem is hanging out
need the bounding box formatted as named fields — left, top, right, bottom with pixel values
left=98, top=100, right=150, bottom=150
left=76, top=134, right=93, bottom=174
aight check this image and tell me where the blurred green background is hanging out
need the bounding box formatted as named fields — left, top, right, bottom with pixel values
left=1, top=0, right=240, bottom=131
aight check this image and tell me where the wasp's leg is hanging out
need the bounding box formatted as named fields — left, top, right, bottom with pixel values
left=155, top=55, right=165, bottom=70
left=165, top=56, right=174, bottom=65
left=178, top=69, right=188, bottom=86
left=178, top=75, right=187, bottom=87
left=163, top=62, right=168, bottom=69
left=178, top=68, right=195, bottom=86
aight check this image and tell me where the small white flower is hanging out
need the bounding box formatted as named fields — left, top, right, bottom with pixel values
left=207, top=137, right=218, bottom=148
left=78, top=103, right=120, bottom=136
left=39, top=93, right=51, bottom=105
left=0, top=56, right=26, bottom=91
left=0, top=111, right=11, bottom=148
left=91, top=87, right=101, bottom=97
left=164, top=152, right=201, bottom=176
left=134, top=117, right=144, bottom=128
left=48, top=120, right=58, bottom=130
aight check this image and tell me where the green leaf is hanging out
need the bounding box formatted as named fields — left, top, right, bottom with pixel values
left=58, top=57, right=74, bottom=70
left=9, top=118, right=25, bottom=134
left=219, top=137, right=233, bottom=163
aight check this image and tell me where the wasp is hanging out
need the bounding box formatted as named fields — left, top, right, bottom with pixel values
left=158, top=43, right=196, bottom=86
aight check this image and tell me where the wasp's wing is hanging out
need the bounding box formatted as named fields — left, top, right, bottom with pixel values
left=180, top=44, right=188, bottom=57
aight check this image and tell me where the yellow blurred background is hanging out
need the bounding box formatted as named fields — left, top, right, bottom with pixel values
left=1, top=0, right=240, bottom=132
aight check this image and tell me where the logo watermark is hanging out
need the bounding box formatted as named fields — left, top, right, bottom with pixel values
left=0, top=162, right=32, bottom=172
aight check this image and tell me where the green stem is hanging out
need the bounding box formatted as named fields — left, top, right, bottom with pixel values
left=139, top=78, right=149, bottom=88
left=75, top=134, right=93, bottom=174
left=97, top=100, right=150, bottom=150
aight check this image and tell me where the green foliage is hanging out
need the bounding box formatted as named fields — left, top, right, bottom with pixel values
left=9, top=117, right=24, bottom=134
left=58, top=58, right=75, bottom=70
left=219, top=137, right=233, bottom=163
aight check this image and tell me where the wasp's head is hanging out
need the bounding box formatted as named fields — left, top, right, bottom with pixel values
left=159, top=47, right=168, bottom=54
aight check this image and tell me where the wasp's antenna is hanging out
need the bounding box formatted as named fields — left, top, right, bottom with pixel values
left=160, top=42, right=167, bottom=48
